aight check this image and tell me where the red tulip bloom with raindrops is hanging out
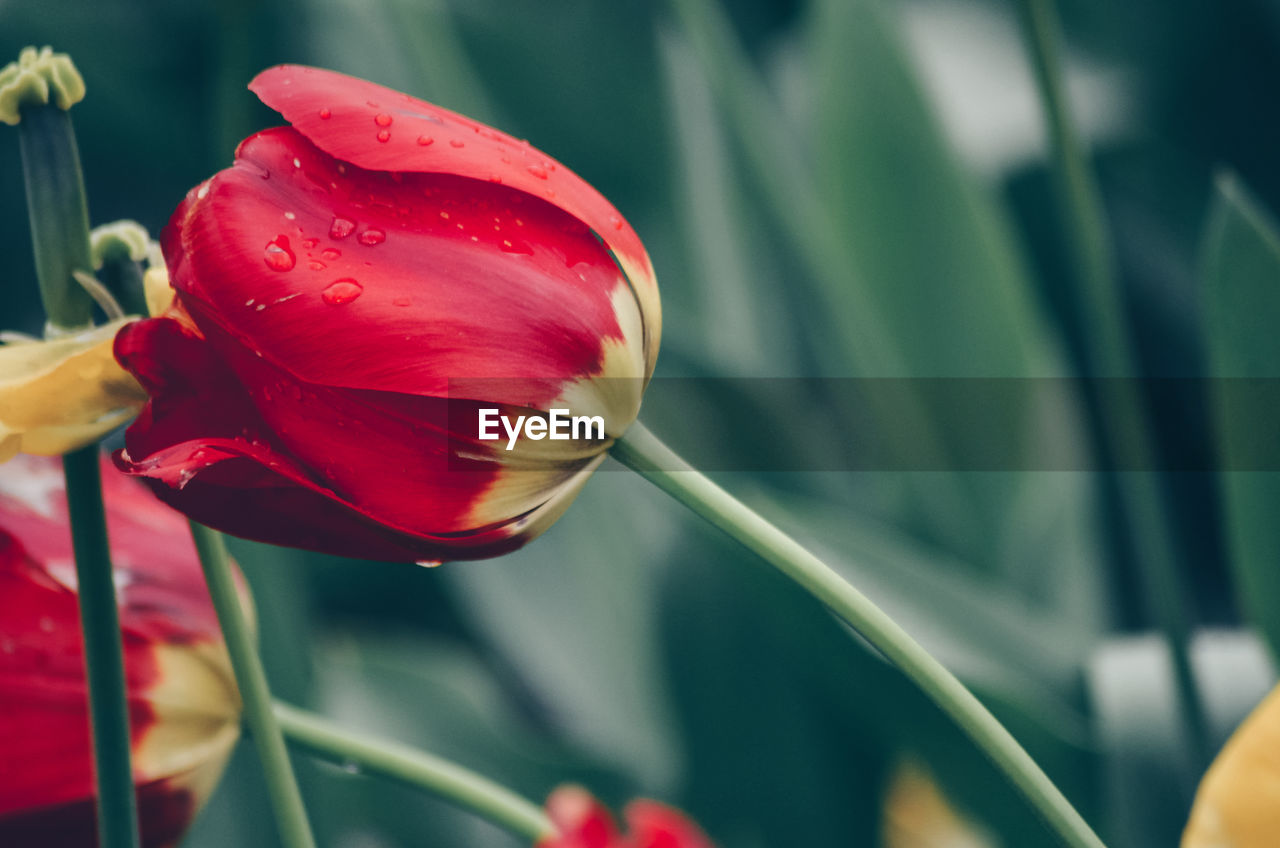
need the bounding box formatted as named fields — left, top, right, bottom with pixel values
left=114, top=65, right=660, bottom=563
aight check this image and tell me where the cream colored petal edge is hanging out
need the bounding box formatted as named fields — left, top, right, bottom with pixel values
left=133, top=640, right=241, bottom=786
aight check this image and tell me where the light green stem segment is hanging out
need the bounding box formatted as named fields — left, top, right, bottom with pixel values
left=611, top=423, right=1107, bottom=848
left=18, top=103, right=94, bottom=330
left=187, top=523, right=317, bottom=848
left=1014, top=0, right=1209, bottom=770
left=274, top=701, right=556, bottom=844
left=63, top=447, right=141, bottom=848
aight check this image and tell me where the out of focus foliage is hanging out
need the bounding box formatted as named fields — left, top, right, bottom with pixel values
left=3, top=0, right=1279, bottom=846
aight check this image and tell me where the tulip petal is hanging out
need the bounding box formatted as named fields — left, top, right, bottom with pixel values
left=164, top=126, right=646, bottom=428
left=115, top=316, right=589, bottom=560
left=0, top=319, right=147, bottom=459
left=249, top=64, right=660, bottom=375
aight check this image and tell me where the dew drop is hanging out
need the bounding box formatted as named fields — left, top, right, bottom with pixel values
left=439, top=211, right=450, bottom=220
left=358, top=228, right=386, bottom=246
left=309, top=261, right=326, bottom=271
left=392, top=296, right=411, bottom=307
left=321, top=247, right=342, bottom=260
left=263, top=236, right=296, bottom=271
left=322, top=279, right=364, bottom=305
left=302, top=238, right=319, bottom=249
left=609, top=214, right=624, bottom=230
left=415, top=559, right=444, bottom=568
left=449, top=139, right=465, bottom=148
left=329, top=218, right=356, bottom=239
left=417, top=135, right=434, bottom=146
left=376, top=129, right=391, bottom=143
left=293, top=158, right=302, bottom=169
left=487, top=174, right=503, bottom=184
left=319, top=108, right=331, bottom=119
left=374, top=112, right=393, bottom=127
left=526, top=164, right=549, bottom=179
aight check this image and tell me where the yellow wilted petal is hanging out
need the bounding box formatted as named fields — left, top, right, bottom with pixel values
left=882, top=759, right=998, bottom=848
left=1183, top=685, right=1280, bottom=847
left=0, top=317, right=146, bottom=458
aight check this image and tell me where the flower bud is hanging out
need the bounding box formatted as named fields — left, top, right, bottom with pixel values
left=0, top=454, right=240, bottom=847
left=115, top=66, right=660, bottom=562
left=537, top=785, right=715, bottom=848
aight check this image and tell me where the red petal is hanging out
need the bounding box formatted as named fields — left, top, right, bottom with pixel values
left=624, top=800, right=716, bottom=848
left=542, top=786, right=622, bottom=848
left=0, top=777, right=195, bottom=848
left=114, top=316, right=568, bottom=560
left=166, top=126, right=640, bottom=410
left=249, top=65, right=658, bottom=298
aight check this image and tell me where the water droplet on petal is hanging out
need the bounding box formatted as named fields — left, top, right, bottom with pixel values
left=309, top=261, right=326, bottom=271
left=376, top=129, right=391, bottom=143
left=264, top=236, right=296, bottom=271
left=609, top=214, right=624, bottom=230
left=302, top=238, right=319, bottom=248
left=322, top=279, right=363, bottom=305
left=319, top=108, right=331, bottom=119
left=358, top=229, right=386, bottom=246
left=449, top=139, right=465, bottom=148
left=415, top=559, right=444, bottom=568
left=392, top=296, right=411, bottom=307
left=329, top=218, right=356, bottom=239
left=374, top=112, right=393, bottom=127
left=417, top=135, right=434, bottom=146
left=488, top=174, right=502, bottom=184
left=321, top=247, right=342, bottom=261
left=526, top=164, right=549, bottom=179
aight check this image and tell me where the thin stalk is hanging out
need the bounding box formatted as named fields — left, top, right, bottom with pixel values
left=188, top=522, right=317, bottom=848
left=63, top=447, right=141, bottom=848
left=274, top=701, right=555, bottom=844
left=611, top=423, right=1106, bottom=848
left=18, top=104, right=94, bottom=330
left=1014, top=0, right=1209, bottom=769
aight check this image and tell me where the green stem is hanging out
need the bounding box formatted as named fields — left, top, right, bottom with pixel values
left=273, top=701, right=555, bottom=843
left=1014, top=0, right=1210, bottom=770
left=188, top=523, right=317, bottom=848
left=18, top=103, right=94, bottom=330
left=611, top=423, right=1106, bottom=848
left=62, top=447, right=141, bottom=848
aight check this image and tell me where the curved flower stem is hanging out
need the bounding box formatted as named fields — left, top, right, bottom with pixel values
left=1014, top=0, right=1209, bottom=770
left=273, top=701, right=556, bottom=843
left=187, top=523, right=317, bottom=848
left=611, top=422, right=1106, bottom=848
left=63, top=447, right=141, bottom=848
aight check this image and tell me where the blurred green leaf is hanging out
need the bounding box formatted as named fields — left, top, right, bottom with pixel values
left=1201, top=172, right=1280, bottom=664
left=442, top=471, right=682, bottom=789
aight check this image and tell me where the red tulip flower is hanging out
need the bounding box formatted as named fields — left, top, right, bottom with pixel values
left=0, top=454, right=240, bottom=847
left=114, top=65, right=660, bottom=562
left=538, top=786, right=715, bottom=848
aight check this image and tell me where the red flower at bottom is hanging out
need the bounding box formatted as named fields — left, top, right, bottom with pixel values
left=538, top=786, right=715, bottom=848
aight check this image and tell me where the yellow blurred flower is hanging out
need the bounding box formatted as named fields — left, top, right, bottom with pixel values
left=882, top=759, right=997, bottom=848
left=1, top=262, right=172, bottom=461
left=1183, top=684, right=1280, bottom=847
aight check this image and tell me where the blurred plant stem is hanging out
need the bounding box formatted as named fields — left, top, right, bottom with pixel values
left=16, top=77, right=140, bottom=846
left=612, top=422, right=1107, bottom=848
left=1014, top=0, right=1210, bottom=771
left=274, top=701, right=556, bottom=843
left=63, top=448, right=142, bottom=848
left=188, top=522, right=317, bottom=848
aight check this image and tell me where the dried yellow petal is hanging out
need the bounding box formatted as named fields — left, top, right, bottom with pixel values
left=0, top=318, right=146, bottom=458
